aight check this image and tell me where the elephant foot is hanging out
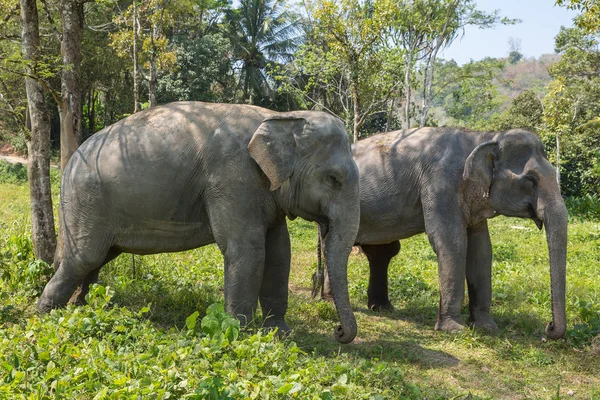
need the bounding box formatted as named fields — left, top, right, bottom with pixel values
left=467, top=315, right=498, bottom=333
left=262, top=317, right=291, bottom=337
left=368, top=301, right=395, bottom=312
left=36, top=297, right=55, bottom=314
left=435, top=316, right=465, bottom=332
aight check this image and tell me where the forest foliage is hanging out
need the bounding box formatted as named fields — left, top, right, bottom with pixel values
left=0, top=1, right=599, bottom=398
left=0, top=0, right=598, bottom=197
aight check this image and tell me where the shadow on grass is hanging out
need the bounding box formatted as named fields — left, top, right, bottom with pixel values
left=107, top=277, right=224, bottom=329
left=290, top=327, right=460, bottom=369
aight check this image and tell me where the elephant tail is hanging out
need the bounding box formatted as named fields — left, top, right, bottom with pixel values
left=311, top=225, right=325, bottom=298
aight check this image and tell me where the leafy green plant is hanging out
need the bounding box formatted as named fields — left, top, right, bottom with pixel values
left=0, top=161, right=61, bottom=188
left=0, top=221, right=52, bottom=295
left=568, top=299, right=600, bottom=348
left=195, top=303, right=240, bottom=344
left=565, top=194, right=600, bottom=221
left=0, top=161, right=28, bottom=185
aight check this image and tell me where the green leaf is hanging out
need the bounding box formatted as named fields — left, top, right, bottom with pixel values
left=221, top=318, right=240, bottom=342
left=201, top=315, right=220, bottom=337
left=38, top=351, right=50, bottom=362
left=186, top=311, right=200, bottom=331
left=206, top=303, right=224, bottom=315
left=278, top=383, right=293, bottom=394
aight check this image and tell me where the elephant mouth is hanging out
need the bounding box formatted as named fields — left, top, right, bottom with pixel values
left=529, top=204, right=543, bottom=230
left=318, top=222, right=329, bottom=238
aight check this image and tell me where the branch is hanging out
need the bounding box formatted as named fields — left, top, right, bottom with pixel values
left=87, top=22, right=115, bottom=32
left=289, top=77, right=342, bottom=119
left=0, top=64, right=61, bottom=105
left=0, top=77, right=24, bottom=127
left=40, top=0, right=62, bottom=42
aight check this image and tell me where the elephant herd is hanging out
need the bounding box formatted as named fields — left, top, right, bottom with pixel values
left=37, top=101, right=567, bottom=344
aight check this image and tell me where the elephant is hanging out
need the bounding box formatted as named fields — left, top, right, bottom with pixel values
left=37, top=101, right=360, bottom=344
left=320, top=127, right=567, bottom=339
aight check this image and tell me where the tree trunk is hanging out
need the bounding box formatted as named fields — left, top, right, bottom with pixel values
left=88, top=88, right=96, bottom=133
left=385, top=97, right=395, bottom=132
left=351, top=84, right=360, bottom=143
left=555, top=132, right=561, bottom=186
left=20, top=0, right=57, bottom=265
left=404, top=51, right=413, bottom=130
left=59, top=0, right=84, bottom=171
left=419, top=53, right=435, bottom=127
left=148, top=0, right=159, bottom=108
left=149, top=59, right=158, bottom=108
left=420, top=3, right=454, bottom=128
left=132, top=0, right=140, bottom=113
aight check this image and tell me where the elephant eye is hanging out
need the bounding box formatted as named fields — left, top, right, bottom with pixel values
left=326, top=173, right=343, bottom=189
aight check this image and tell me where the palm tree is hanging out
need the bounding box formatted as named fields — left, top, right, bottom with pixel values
left=224, top=0, right=300, bottom=106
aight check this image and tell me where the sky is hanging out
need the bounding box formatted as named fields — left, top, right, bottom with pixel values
left=440, top=0, right=579, bottom=64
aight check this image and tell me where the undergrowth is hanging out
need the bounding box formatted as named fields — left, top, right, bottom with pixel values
left=566, top=194, right=600, bottom=221
left=1, top=177, right=599, bottom=398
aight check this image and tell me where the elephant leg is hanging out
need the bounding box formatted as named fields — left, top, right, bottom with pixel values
left=259, top=220, right=291, bottom=334
left=465, top=221, right=497, bottom=332
left=212, top=221, right=266, bottom=327
left=362, top=241, right=400, bottom=311
left=71, top=248, right=122, bottom=305
left=37, top=238, right=113, bottom=313
left=424, top=211, right=468, bottom=332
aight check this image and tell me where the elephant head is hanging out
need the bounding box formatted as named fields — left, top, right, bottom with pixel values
left=464, top=129, right=567, bottom=339
left=248, top=113, right=360, bottom=343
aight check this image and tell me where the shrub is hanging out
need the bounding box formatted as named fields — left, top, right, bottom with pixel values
left=568, top=299, right=600, bottom=348
left=565, top=194, right=600, bottom=221
left=0, top=161, right=28, bottom=185
left=0, top=160, right=61, bottom=188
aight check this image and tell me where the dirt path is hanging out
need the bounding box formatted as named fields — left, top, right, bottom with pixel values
left=0, top=154, right=28, bottom=165
left=0, top=146, right=59, bottom=169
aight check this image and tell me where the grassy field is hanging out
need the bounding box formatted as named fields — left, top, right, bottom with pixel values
left=1, top=161, right=599, bottom=399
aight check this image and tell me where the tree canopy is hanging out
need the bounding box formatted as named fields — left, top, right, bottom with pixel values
left=0, top=0, right=598, bottom=198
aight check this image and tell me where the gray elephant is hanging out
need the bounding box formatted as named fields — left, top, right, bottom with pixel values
left=38, top=101, right=360, bottom=344
left=321, top=127, right=567, bottom=339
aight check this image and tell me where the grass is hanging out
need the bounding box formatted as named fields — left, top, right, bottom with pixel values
left=1, top=160, right=599, bottom=398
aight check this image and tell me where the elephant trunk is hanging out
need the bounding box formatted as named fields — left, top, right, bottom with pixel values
left=321, top=203, right=359, bottom=344
left=536, top=171, right=568, bottom=339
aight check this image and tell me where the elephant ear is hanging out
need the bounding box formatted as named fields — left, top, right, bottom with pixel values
left=463, top=141, right=499, bottom=194
left=248, top=116, right=307, bottom=191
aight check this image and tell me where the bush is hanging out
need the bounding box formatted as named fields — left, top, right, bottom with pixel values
left=568, top=299, right=600, bottom=349
left=0, top=161, right=28, bottom=185
left=0, top=221, right=52, bottom=296
left=565, top=194, right=600, bottom=220
left=0, top=160, right=61, bottom=188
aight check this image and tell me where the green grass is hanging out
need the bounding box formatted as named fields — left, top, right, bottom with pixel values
left=1, top=163, right=599, bottom=398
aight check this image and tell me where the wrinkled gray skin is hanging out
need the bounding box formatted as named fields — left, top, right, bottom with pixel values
left=324, top=127, right=567, bottom=339
left=38, top=101, right=360, bottom=344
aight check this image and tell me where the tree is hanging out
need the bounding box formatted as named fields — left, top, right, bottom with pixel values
left=0, top=1, right=27, bottom=152
left=507, top=37, right=523, bottom=64
left=391, top=0, right=431, bottom=129
left=158, top=0, right=235, bottom=103
left=224, top=0, right=300, bottom=106
left=433, top=57, right=505, bottom=128
left=110, top=0, right=177, bottom=110
left=59, top=0, right=85, bottom=170
left=19, top=0, right=56, bottom=264
left=276, top=0, right=402, bottom=142
left=489, top=89, right=543, bottom=132
left=413, top=0, right=518, bottom=127
left=556, top=0, right=600, bottom=33
left=541, top=26, right=600, bottom=196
